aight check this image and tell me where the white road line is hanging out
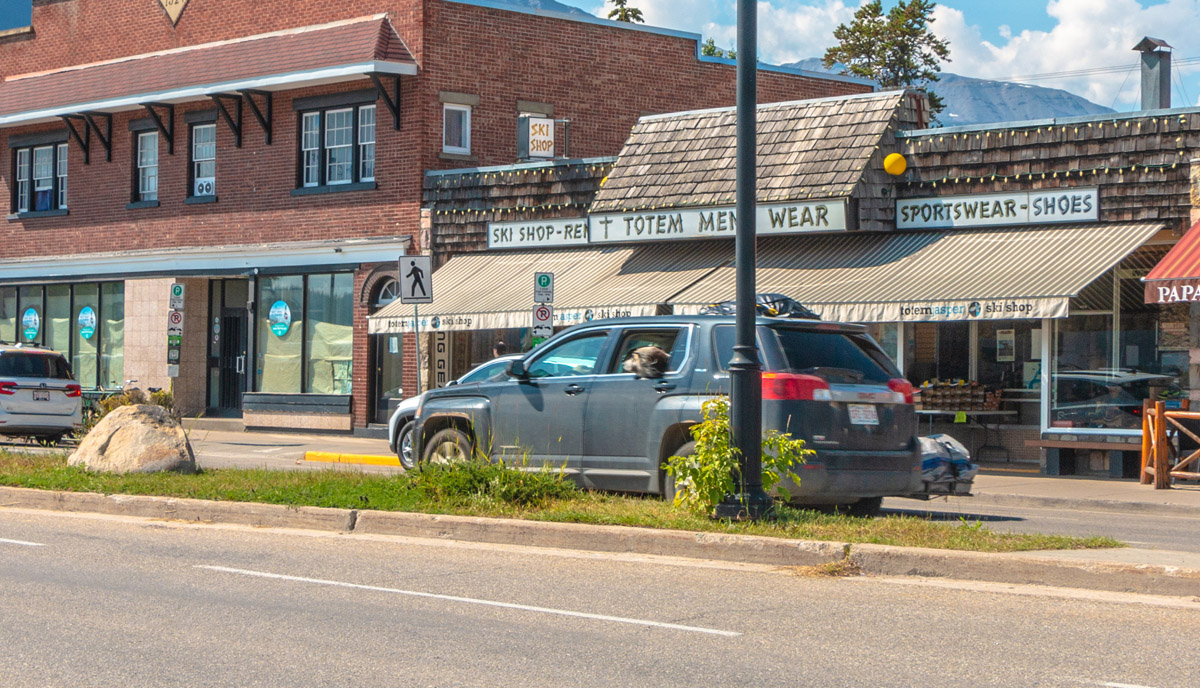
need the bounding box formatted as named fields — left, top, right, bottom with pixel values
left=0, top=537, right=45, bottom=547
left=197, top=565, right=741, bottom=637
left=1095, top=682, right=1160, bottom=688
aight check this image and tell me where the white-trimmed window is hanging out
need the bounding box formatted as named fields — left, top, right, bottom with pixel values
left=137, top=132, right=158, bottom=202
left=358, top=105, right=376, bottom=182
left=325, top=108, right=354, bottom=185
left=191, top=123, right=216, bottom=197
left=12, top=143, right=68, bottom=213
left=297, top=103, right=376, bottom=188
left=301, top=112, right=321, bottom=187
left=443, top=104, right=471, bottom=155
left=56, top=145, right=68, bottom=209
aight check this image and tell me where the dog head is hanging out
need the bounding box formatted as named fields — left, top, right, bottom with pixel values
left=622, top=346, right=669, bottom=379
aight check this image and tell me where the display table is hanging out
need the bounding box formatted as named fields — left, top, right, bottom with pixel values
left=916, top=409, right=1018, bottom=459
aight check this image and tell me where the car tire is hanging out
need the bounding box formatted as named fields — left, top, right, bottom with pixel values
left=662, top=440, right=695, bottom=503
left=423, top=428, right=473, bottom=465
left=397, top=421, right=417, bottom=471
left=842, top=496, right=883, bottom=518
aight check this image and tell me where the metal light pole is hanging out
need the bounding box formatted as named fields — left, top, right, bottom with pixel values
left=713, top=0, right=771, bottom=520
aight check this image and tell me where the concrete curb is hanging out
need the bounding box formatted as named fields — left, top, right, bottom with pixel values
left=4, top=485, right=1198, bottom=597
left=928, top=492, right=1200, bottom=518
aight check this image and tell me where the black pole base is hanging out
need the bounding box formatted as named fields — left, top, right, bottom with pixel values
left=712, top=488, right=774, bottom=521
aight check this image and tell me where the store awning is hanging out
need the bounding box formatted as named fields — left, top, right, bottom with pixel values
left=672, top=222, right=1162, bottom=322
left=367, top=242, right=731, bottom=334
left=1144, top=220, right=1200, bottom=304
left=0, top=15, right=416, bottom=127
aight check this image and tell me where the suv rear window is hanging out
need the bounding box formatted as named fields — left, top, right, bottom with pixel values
left=0, top=352, right=73, bottom=380
left=770, top=328, right=898, bottom=383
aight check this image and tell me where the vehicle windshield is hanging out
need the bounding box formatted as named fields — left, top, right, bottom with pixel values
left=0, top=352, right=73, bottom=380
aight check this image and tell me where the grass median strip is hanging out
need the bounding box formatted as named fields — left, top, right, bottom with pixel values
left=0, top=450, right=1120, bottom=553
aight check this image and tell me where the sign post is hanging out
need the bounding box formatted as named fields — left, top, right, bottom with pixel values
left=534, top=272, right=554, bottom=304
left=532, top=304, right=554, bottom=338
left=169, top=283, right=186, bottom=310
left=166, top=309, right=184, bottom=378
left=400, top=255, right=434, bottom=395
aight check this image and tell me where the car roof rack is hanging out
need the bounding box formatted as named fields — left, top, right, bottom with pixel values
left=697, top=293, right=821, bottom=320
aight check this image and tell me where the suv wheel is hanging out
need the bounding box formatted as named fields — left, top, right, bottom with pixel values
left=397, top=421, right=417, bottom=470
left=423, top=428, right=473, bottom=465
left=662, top=440, right=695, bottom=503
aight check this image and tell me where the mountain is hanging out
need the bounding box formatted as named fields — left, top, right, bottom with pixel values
left=782, top=58, right=1114, bottom=126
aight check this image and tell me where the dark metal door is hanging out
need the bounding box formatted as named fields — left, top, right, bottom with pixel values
left=218, top=309, right=247, bottom=410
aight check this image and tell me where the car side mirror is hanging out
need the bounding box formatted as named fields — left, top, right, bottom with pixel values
left=446, top=380, right=458, bottom=387
left=506, top=360, right=527, bottom=378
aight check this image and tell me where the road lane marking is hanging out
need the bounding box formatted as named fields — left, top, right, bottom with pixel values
left=0, top=537, right=45, bottom=547
left=197, top=564, right=741, bottom=637
left=1095, top=682, right=1159, bottom=688
left=856, top=576, right=1200, bottom=611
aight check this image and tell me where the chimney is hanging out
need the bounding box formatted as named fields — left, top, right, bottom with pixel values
left=1133, top=37, right=1172, bottom=110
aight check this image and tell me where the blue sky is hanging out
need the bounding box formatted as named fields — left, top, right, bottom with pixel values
left=582, top=0, right=1200, bottom=110
left=2, top=1, right=1195, bottom=109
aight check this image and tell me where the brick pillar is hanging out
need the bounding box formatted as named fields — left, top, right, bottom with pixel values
left=352, top=266, right=372, bottom=429
left=172, top=277, right=209, bottom=416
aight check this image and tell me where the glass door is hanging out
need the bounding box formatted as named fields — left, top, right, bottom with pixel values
left=207, top=279, right=249, bottom=415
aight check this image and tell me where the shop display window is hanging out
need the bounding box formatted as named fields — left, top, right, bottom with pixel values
left=99, top=282, right=124, bottom=389
left=256, top=272, right=354, bottom=394
left=72, top=284, right=99, bottom=389
left=0, top=287, right=15, bottom=342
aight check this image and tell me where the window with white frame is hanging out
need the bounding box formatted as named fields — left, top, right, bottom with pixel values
left=136, top=131, right=158, bottom=202
left=358, top=105, right=376, bottom=181
left=191, top=123, right=216, bottom=197
left=297, top=103, right=377, bottom=188
left=443, top=104, right=471, bottom=155
left=11, top=143, right=68, bottom=213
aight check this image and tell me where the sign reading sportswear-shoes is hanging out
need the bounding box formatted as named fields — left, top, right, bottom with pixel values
left=486, top=199, right=847, bottom=249
left=896, top=188, right=1098, bottom=229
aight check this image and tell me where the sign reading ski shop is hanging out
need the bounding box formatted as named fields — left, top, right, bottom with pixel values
left=896, top=188, right=1098, bottom=229
left=589, top=199, right=847, bottom=243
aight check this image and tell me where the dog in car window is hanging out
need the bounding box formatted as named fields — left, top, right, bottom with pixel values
left=622, top=346, right=669, bottom=379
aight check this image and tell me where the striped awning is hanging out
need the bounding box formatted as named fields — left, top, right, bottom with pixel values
left=367, top=242, right=731, bottom=333
left=673, top=222, right=1162, bottom=322
left=1144, top=220, right=1200, bottom=304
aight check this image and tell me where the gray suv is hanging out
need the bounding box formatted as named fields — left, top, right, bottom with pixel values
left=412, top=316, right=921, bottom=514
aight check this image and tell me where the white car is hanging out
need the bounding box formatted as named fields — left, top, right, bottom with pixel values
left=0, top=345, right=83, bottom=445
left=388, top=354, right=520, bottom=469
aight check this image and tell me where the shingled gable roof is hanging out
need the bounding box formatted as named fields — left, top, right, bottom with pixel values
left=590, top=90, right=905, bottom=213
left=0, top=15, right=416, bottom=126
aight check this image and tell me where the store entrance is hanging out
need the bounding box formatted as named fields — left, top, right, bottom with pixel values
left=207, top=279, right=250, bottom=415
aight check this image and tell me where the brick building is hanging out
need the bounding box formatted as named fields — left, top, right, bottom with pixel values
left=0, top=0, right=869, bottom=431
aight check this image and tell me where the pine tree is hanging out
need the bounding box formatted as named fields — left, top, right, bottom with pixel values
left=607, top=0, right=644, bottom=24
left=822, top=0, right=950, bottom=116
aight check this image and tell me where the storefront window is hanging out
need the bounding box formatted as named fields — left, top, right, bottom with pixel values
left=45, top=285, right=70, bottom=354
left=0, top=287, right=15, bottom=342
left=863, top=323, right=898, bottom=365
left=99, top=282, right=124, bottom=388
left=257, top=275, right=305, bottom=393
left=978, top=320, right=1041, bottom=391
left=305, top=273, right=353, bottom=394
left=73, top=284, right=99, bottom=388
left=18, top=285, right=43, bottom=345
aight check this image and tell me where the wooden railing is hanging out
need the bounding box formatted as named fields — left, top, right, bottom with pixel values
left=1141, top=398, right=1200, bottom=489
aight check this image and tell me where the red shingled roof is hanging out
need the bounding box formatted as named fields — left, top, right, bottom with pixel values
left=0, top=15, right=415, bottom=120
left=1146, top=220, right=1200, bottom=281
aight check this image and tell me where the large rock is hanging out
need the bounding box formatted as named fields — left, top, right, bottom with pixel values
left=69, top=404, right=196, bottom=474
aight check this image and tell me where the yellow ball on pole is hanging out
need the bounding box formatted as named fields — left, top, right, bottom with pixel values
left=883, top=153, right=908, bottom=176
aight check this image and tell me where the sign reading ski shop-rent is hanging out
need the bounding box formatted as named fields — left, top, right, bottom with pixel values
left=896, top=188, right=1098, bottom=229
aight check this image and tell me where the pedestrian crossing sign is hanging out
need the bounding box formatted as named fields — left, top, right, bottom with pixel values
left=399, top=255, right=433, bottom=304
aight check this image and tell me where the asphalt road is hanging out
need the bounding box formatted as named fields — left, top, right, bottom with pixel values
left=2, top=508, right=1198, bottom=688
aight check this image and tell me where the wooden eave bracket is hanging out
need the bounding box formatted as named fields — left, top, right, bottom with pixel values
left=142, top=102, right=175, bottom=154
left=61, top=111, right=112, bottom=163
left=238, top=89, right=273, bottom=145
left=368, top=73, right=401, bottom=130
left=60, top=114, right=92, bottom=164
left=210, top=93, right=243, bottom=148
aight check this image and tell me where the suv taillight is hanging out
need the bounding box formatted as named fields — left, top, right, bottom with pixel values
left=762, top=373, right=832, bottom=401
left=64, top=383, right=82, bottom=398
left=0, top=381, right=16, bottom=395
left=887, top=378, right=914, bottom=404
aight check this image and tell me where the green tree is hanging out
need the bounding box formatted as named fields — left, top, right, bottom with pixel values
left=822, top=0, right=950, bottom=116
left=607, top=0, right=644, bottom=23
left=700, top=37, right=736, bottom=60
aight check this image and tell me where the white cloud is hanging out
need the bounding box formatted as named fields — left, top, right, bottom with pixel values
left=586, top=0, right=1200, bottom=109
